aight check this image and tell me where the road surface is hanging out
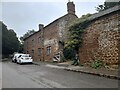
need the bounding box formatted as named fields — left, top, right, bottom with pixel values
left=0, top=62, right=2, bottom=89
left=2, top=61, right=119, bottom=88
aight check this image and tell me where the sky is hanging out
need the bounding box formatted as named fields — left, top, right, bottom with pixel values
left=1, top=0, right=105, bottom=38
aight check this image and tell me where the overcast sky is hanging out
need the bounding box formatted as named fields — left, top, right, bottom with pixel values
left=1, top=0, right=105, bottom=38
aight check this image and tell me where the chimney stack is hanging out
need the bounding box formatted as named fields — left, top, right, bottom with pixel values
left=38, top=24, right=44, bottom=31
left=67, top=1, right=75, bottom=14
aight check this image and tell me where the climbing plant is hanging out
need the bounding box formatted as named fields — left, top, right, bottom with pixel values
left=63, top=47, right=76, bottom=60
left=63, top=14, right=92, bottom=63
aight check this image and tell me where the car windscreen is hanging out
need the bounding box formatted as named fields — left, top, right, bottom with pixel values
left=22, top=55, right=31, bottom=57
left=18, top=55, right=22, bottom=58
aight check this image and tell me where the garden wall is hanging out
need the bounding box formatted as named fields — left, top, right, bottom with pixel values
left=79, top=6, right=120, bottom=66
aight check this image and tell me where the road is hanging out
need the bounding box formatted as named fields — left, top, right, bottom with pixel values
left=0, top=62, right=2, bottom=89
left=2, top=61, right=119, bottom=88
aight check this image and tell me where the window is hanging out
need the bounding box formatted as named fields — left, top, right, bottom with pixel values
left=38, top=48, right=42, bottom=56
left=32, top=39, right=34, bottom=47
left=38, top=37, right=41, bottom=43
left=31, top=50, right=34, bottom=56
left=46, top=46, right=51, bottom=55
left=18, top=55, right=22, bottom=58
left=27, top=51, right=29, bottom=54
left=32, top=39, right=34, bottom=42
left=27, top=42, right=29, bottom=49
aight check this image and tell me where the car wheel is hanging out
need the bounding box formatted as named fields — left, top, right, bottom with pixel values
left=19, top=62, right=22, bottom=65
left=16, top=61, right=19, bottom=64
left=15, top=60, right=17, bottom=63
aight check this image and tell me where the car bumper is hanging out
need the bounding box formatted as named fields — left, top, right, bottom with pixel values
left=19, top=59, right=33, bottom=63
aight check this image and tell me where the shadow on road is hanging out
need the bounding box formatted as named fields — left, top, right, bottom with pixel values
left=14, top=62, right=33, bottom=65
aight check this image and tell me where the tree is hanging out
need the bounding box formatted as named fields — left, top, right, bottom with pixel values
left=20, top=29, right=36, bottom=43
left=0, top=21, right=2, bottom=55
left=1, top=21, right=20, bottom=57
left=18, top=43, right=24, bottom=53
left=96, top=0, right=120, bottom=12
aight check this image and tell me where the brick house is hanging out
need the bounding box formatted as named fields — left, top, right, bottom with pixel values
left=23, top=1, right=78, bottom=62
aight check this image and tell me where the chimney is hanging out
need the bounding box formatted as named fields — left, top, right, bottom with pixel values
left=38, top=24, right=44, bottom=31
left=67, top=1, right=75, bottom=14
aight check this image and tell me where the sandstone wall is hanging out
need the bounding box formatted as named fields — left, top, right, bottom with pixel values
left=79, top=11, right=120, bottom=65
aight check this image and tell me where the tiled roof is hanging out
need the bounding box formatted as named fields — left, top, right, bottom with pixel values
left=88, top=5, right=120, bottom=21
left=23, top=13, right=77, bottom=40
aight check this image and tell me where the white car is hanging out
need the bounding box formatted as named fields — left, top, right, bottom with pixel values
left=16, top=54, right=33, bottom=64
left=12, top=53, right=24, bottom=63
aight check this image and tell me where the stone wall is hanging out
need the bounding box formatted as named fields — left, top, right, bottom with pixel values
left=43, top=19, right=59, bottom=61
left=43, top=14, right=77, bottom=62
left=79, top=10, right=120, bottom=65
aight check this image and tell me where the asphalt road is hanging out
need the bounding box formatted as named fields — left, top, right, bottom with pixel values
left=0, top=62, right=2, bottom=89
left=2, top=61, right=119, bottom=88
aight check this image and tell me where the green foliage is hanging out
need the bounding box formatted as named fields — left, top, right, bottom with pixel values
left=71, top=58, right=79, bottom=66
left=20, top=29, right=36, bottom=43
left=60, top=54, right=66, bottom=62
left=18, top=43, right=24, bottom=53
left=0, top=21, right=2, bottom=55
left=63, top=47, right=76, bottom=60
left=64, top=13, right=92, bottom=52
left=91, top=59, right=102, bottom=69
left=96, top=1, right=120, bottom=12
left=1, top=21, right=20, bottom=56
left=69, top=13, right=92, bottom=29
left=63, top=14, right=92, bottom=63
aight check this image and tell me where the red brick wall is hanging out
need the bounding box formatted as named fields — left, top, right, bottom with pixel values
left=43, top=20, right=59, bottom=62
left=24, top=31, right=44, bottom=61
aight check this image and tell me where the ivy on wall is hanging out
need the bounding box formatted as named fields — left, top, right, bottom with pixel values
left=63, top=13, right=92, bottom=61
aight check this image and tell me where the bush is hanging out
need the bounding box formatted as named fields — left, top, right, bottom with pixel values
left=91, top=59, right=102, bottom=69
left=63, top=47, right=76, bottom=60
